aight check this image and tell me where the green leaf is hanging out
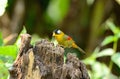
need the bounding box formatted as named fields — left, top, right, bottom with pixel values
left=0, top=62, right=8, bottom=79
left=31, top=34, right=41, bottom=45
left=20, top=26, right=27, bottom=34
left=0, top=55, right=14, bottom=63
left=15, top=26, right=27, bottom=47
left=0, top=45, right=18, bottom=59
left=91, top=62, right=109, bottom=79
left=105, top=73, right=119, bottom=79
left=101, top=36, right=114, bottom=46
left=117, top=32, right=120, bottom=38
left=111, top=53, right=120, bottom=68
left=106, top=20, right=119, bottom=34
left=96, top=48, right=114, bottom=58
left=83, top=47, right=100, bottom=65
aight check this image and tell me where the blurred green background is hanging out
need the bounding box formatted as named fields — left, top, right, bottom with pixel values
left=0, top=0, right=120, bottom=79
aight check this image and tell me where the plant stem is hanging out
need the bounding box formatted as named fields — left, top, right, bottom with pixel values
left=109, top=61, right=113, bottom=72
left=113, top=39, right=117, bottom=52
left=109, top=38, right=117, bottom=72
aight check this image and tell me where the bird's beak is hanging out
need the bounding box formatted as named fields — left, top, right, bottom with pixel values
left=52, top=33, right=55, bottom=36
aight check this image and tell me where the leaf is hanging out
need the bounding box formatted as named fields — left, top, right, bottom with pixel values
left=96, top=48, right=114, bottom=58
left=106, top=20, right=119, bottom=34
left=101, top=36, right=114, bottom=46
left=104, top=73, right=119, bottom=79
left=0, top=61, right=8, bottom=79
left=0, top=55, right=14, bottom=65
left=111, top=53, right=120, bottom=68
left=21, top=26, right=27, bottom=34
left=0, top=45, right=18, bottom=59
left=31, top=34, right=41, bottom=45
left=91, top=62, right=109, bottom=79
left=117, top=32, right=120, bottom=38
left=83, top=47, right=100, bottom=65
left=15, top=26, right=27, bottom=47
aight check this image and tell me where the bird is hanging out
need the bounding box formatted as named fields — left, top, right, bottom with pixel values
left=52, top=29, right=85, bottom=54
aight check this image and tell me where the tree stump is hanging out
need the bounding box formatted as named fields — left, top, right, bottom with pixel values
left=9, top=34, right=90, bottom=79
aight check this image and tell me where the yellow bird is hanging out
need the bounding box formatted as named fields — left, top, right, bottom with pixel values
left=52, top=29, right=85, bottom=54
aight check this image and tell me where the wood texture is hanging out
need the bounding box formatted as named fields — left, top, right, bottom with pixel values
left=9, top=34, right=90, bottom=79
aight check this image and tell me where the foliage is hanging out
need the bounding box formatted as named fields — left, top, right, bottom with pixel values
left=0, top=35, right=17, bottom=79
left=0, top=27, right=27, bottom=79
left=83, top=20, right=120, bottom=79
left=112, top=53, right=120, bottom=68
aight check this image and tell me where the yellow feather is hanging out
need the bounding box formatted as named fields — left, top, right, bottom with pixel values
left=53, top=29, right=85, bottom=54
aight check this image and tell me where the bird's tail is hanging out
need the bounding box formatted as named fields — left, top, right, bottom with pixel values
left=72, top=43, right=86, bottom=54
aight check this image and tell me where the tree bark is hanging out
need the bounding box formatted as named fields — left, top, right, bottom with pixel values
left=9, top=34, right=90, bottom=79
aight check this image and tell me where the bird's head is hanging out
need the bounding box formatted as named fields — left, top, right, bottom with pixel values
left=52, top=29, right=64, bottom=38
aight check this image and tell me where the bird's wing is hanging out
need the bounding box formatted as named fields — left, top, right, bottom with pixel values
left=63, top=35, right=86, bottom=54
left=63, top=35, right=72, bottom=41
left=63, top=35, right=74, bottom=47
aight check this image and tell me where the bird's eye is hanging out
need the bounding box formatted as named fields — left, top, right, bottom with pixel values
left=54, top=29, right=61, bottom=34
left=57, top=30, right=61, bottom=34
